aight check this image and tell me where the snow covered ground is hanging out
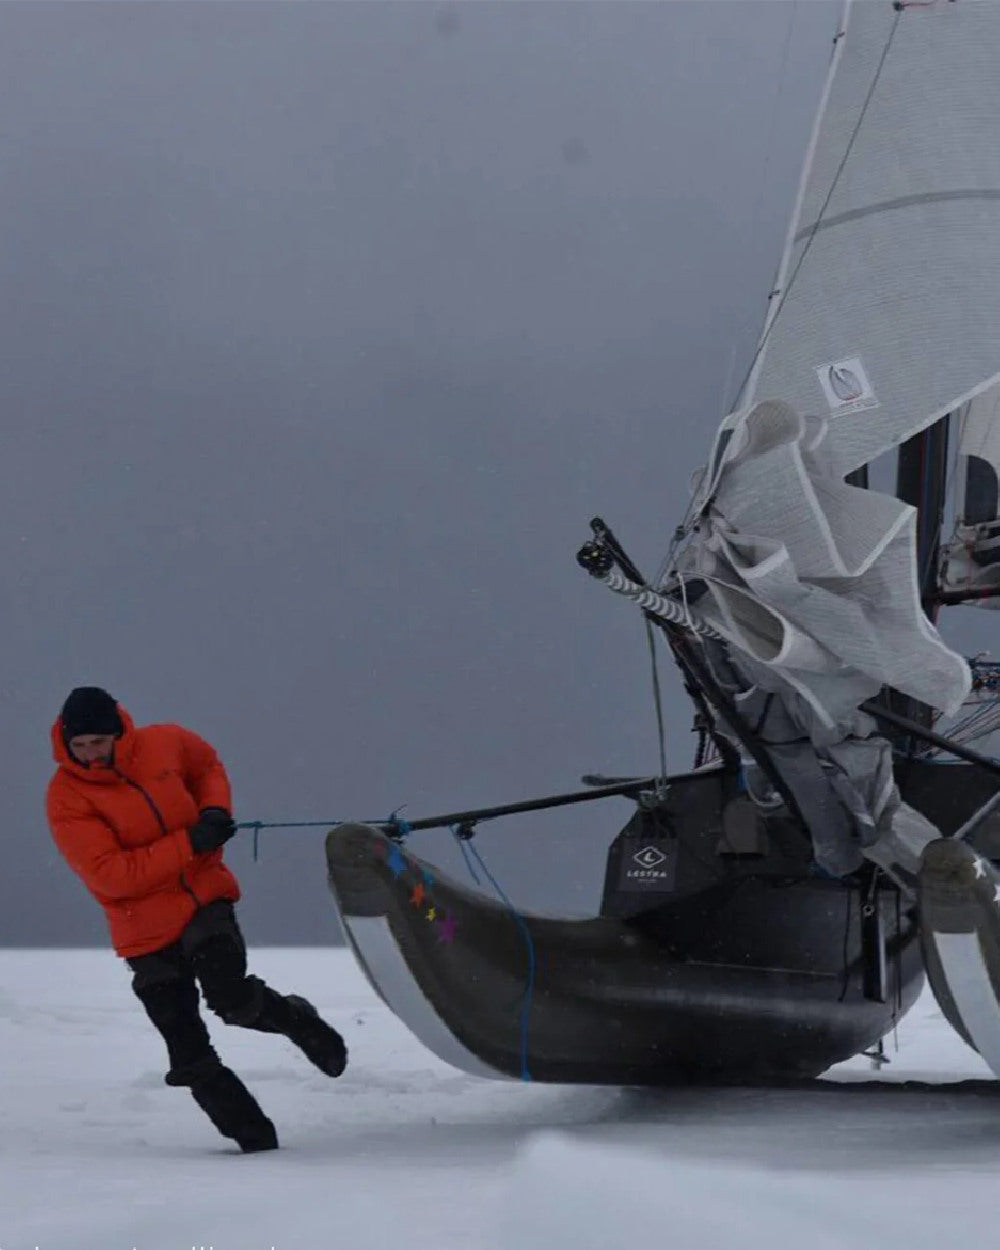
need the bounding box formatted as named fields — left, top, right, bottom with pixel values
left=3, top=947, right=1000, bottom=1250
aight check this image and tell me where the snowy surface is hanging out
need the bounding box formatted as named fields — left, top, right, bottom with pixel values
left=2, top=947, right=1000, bottom=1250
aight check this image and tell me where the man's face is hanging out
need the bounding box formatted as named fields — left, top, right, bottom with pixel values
left=68, top=734, right=116, bottom=767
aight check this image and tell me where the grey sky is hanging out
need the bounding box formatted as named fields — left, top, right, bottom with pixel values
left=1, top=1, right=841, bottom=947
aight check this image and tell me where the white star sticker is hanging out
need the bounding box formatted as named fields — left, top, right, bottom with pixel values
left=975, top=857, right=988, bottom=879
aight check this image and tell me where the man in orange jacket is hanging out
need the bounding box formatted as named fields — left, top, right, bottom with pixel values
left=47, top=686, right=348, bottom=1153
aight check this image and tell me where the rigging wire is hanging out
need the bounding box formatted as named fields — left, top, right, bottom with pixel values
left=653, top=5, right=803, bottom=588
left=713, top=0, right=800, bottom=429
left=645, top=616, right=670, bottom=789
left=750, top=1, right=799, bottom=251
left=450, top=828, right=536, bottom=1082
left=725, top=0, right=805, bottom=418
left=726, top=8, right=901, bottom=415
left=658, top=8, right=901, bottom=588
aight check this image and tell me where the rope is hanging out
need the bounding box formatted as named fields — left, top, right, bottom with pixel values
left=838, top=884, right=852, bottom=1003
left=450, top=825, right=536, bottom=1083
left=645, top=617, right=670, bottom=791
left=235, top=815, right=407, bottom=862
left=235, top=818, right=344, bottom=862
left=452, top=829, right=484, bottom=885
left=238, top=812, right=535, bottom=1079
left=236, top=820, right=339, bottom=830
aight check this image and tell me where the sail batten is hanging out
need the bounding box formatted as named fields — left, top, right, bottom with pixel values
left=793, top=188, right=1000, bottom=243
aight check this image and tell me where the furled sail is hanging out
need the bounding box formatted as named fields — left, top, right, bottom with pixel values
left=680, top=398, right=969, bottom=736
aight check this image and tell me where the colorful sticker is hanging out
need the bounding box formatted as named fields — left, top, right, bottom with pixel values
left=378, top=841, right=457, bottom=942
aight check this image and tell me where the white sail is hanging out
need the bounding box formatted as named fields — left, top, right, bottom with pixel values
left=745, top=0, right=1000, bottom=477
left=941, top=382, right=1000, bottom=604
left=678, top=398, right=970, bottom=735
left=674, top=0, right=1000, bottom=731
left=658, top=0, right=1000, bottom=879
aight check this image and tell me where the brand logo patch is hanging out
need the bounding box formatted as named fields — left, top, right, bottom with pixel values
left=815, top=356, right=879, bottom=414
left=632, top=845, right=667, bottom=869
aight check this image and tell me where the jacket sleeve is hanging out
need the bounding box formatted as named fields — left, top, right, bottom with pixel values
left=178, top=727, right=233, bottom=814
left=47, top=783, right=196, bottom=902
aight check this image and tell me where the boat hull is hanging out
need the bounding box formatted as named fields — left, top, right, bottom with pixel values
left=325, top=821, right=924, bottom=1084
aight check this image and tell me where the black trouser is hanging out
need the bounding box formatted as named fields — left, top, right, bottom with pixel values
left=127, top=900, right=284, bottom=1079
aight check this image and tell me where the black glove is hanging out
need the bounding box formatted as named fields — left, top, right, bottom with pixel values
left=188, top=807, right=237, bottom=854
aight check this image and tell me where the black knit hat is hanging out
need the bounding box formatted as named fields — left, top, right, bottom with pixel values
left=60, top=687, right=124, bottom=740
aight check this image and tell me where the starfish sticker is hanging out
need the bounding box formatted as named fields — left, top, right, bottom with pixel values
left=975, top=857, right=988, bottom=880
left=436, top=914, right=458, bottom=944
left=386, top=846, right=408, bottom=879
left=426, top=905, right=437, bottom=922
left=410, top=882, right=426, bottom=908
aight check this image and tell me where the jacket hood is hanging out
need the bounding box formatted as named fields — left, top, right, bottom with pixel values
left=51, top=704, right=137, bottom=780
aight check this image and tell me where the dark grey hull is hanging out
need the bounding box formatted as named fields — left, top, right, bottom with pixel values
left=325, top=812, right=925, bottom=1084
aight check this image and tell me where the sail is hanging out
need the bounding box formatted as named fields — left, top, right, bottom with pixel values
left=677, top=398, right=970, bottom=736
left=745, top=0, right=1000, bottom=478
left=941, top=382, right=1000, bottom=605
left=653, top=1, right=1000, bottom=879
left=671, top=0, right=1000, bottom=727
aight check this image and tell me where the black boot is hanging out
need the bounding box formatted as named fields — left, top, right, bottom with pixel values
left=254, top=990, right=348, bottom=1077
left=283, top=994, right=348, bottom=1077
left=167, top=1056, right=278, bottom=1153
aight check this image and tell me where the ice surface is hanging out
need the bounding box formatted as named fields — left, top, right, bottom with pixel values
left=2, top=948, right=999, bottom=1250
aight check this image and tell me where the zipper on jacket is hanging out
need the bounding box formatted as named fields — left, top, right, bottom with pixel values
left=113, top=766, right=201, bottom=907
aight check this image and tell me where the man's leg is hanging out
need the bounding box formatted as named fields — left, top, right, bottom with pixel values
left=128, top=945, right=215, bottom=1074
left=183, top=1064, right=278, bottom=1154
left=183, top=901, right=348, bottom=1078
left=128, top=946, right=278, bottom=1153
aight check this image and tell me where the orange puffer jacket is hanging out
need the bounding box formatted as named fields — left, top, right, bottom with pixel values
left=46, top=706, right=241, bottom=957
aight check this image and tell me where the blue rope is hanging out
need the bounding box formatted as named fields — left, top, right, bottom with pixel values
left=235, top=819, right=343, bottom=863
left=236, top=820, right=338, bottom=829
left=452, top=826, right=535, bottom=1082
left=454, top=834, right=482, bottom=885
left=235, top=811, right=535, bottom=1079
left=234, top=815, right=403, bottom=862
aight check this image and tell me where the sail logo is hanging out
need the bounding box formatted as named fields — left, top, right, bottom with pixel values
left=815, top=356, right=879, bottom=415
